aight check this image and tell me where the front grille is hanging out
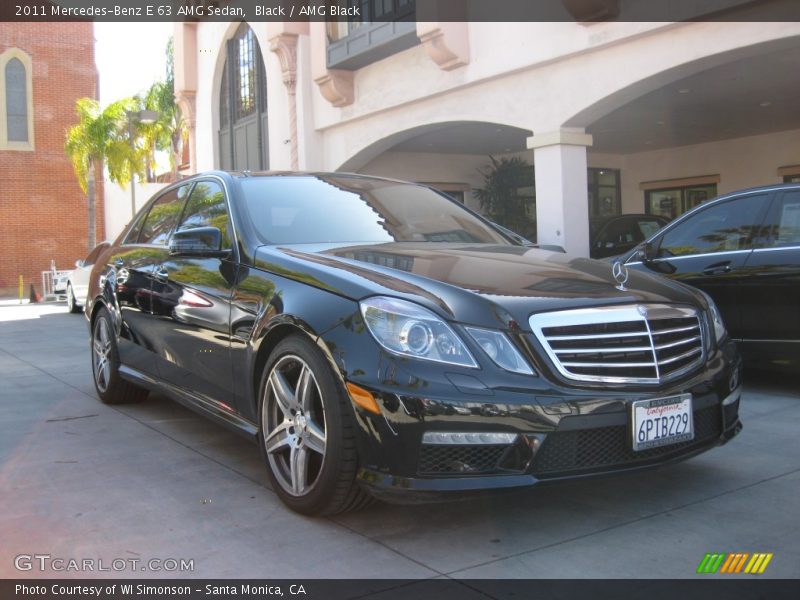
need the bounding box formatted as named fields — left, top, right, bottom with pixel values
left=530, top=304, right=704, bottom=384
left=530, top=405, right=722, bottom=476
left=418, top=445, right=509, bottom=475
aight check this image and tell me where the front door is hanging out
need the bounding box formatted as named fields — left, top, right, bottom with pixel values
left=628, top=192, right=772, bottom=340
left=737, top=188, right=800, bottom=367
left=149, top=179, right=238, bottom=410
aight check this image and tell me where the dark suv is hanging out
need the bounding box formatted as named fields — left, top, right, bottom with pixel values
left=621, top=183, right=800, bottom=372
left=84, top=172, right=742, bottom=515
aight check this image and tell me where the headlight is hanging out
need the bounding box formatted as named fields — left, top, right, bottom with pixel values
left=465, top=327, right=535, bottom=375
left=360, top=297, right=478, bottom=368
left=699, top=290, right=727, bottom=344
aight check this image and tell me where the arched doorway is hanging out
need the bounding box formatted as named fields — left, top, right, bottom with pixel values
left=218, top=23, right=269, bottom=171
left=338, top=121, right=537, bottom=237
left=564, top=35, right=800, bottom=218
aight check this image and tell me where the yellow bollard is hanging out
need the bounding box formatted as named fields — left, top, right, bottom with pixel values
left=19, top=275, right=23, bottom=304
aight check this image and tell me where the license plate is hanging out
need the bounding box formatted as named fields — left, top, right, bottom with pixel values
left=631, top=394, right=694, bottom=451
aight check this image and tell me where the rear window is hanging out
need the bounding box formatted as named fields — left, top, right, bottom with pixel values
left=137, top=185, right=190, bottom=246
left=637, top=218, right=664, bottom=239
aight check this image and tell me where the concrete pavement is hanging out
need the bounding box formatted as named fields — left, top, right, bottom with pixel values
left=0, top=303, right=798, bottom=579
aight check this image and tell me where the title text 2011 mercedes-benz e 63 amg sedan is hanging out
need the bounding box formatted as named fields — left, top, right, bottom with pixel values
left=84, top=172, right=743, bottom=515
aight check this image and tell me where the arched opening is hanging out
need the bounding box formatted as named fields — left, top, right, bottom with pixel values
left=340, top=121, right=535, bottom=235
left=5, top=57, right=28, bottom=143
left=218, top=23, right=269, bottom=171
left=1, top=48, right=34, bottom=150
left=565, top=36, right=800, bottom=220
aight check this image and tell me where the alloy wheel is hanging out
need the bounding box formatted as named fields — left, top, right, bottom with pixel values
left=92, top=318, right=112, bottom=393
left=262, top=355, right=328, bottom=497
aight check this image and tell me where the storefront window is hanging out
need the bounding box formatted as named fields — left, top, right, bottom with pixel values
left=588, top=168, right=620, bottom=217
left=645, top=184, right=717, bottom=220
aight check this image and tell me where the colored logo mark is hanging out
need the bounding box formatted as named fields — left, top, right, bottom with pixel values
left=696, top=552, right=773, bottom=574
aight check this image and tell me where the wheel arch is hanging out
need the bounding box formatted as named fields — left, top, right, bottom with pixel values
left=251, top=319, right=345, bottom=417
left=88, top=296, right=108, bottom=332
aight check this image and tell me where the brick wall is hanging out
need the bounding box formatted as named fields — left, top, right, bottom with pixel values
left=0, top=22, right=102, bottom=298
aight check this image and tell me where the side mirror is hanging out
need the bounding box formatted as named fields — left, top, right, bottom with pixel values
left=636, top=242, right=656, bottom=263
left=75, top=259, right=84, bottom=268
left=169, top=227, right=227, bottom=258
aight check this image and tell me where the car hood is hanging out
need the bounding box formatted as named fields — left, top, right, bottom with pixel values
left=253, top=242, right=702, bottom=331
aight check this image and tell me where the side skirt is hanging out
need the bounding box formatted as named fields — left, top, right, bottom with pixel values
left=118, top=365, right=259, bottom=442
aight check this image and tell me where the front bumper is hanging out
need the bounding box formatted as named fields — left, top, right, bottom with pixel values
left=344, top=338, right=743, bottom=503
left=359, top=392, right=741, bottom=503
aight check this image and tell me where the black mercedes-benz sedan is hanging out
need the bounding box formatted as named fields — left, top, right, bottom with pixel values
left=619, top=183, right=800, bottom=373
left=85, top=172, right=743, bottom=515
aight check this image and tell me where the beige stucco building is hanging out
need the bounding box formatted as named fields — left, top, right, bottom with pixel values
left=173, top=12, right=800, bottom=256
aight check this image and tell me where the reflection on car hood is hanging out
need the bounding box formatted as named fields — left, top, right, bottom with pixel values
left=254, top=242, right=701, bottom=330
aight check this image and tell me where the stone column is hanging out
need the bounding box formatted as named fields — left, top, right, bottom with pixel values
left=173, top=23, right=197, bottom=173
left=270, top=33, right=300, bottom=170
left=527, top=129, right=593, bottom=257
left=175, top=91, right=196, bottom=174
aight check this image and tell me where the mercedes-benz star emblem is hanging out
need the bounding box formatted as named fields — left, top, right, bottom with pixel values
left=612, top=260, right=629, bottom=291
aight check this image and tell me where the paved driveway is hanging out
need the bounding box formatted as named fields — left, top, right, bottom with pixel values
left=0, top=303, right=798, bottom=579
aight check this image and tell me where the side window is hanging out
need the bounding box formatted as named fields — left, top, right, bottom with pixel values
left=138, top=185, right=190, bottom=246
left=177, top=181, right=233, bottom=249
left=123, top=213, right=147, bottom=245
left=657, top=194, right=769, bottom=258
left=597, top=219, right=636, bottom=246
left=765, top=191, right=800, bottom=248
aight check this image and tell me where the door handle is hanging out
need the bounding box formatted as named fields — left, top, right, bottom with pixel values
left=703, top=262, right=732, bottom=276
left=154, top=267, right=169, bottom=283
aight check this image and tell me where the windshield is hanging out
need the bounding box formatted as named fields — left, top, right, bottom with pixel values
left=239, top=175, right=510, bottom=245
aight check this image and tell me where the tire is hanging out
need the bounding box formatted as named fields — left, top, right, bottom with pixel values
left=258, top=335, right=374, bottom=516
left=67, top=284, right=82, bottom=313
left=91, top=307, right=148, bottom=404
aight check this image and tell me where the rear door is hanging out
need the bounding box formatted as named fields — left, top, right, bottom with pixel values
left=628, top=192, right=772, bottom=340
left=737, top=188, right=800, bottom=365
left=112, top=185, right=190, bottom=376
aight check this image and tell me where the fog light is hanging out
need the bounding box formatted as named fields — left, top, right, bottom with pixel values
left=729, top=368, right=740, bottom=392
left=722, top=388, right=740, bottom=406
left=422, top=431, right=518, bottom=445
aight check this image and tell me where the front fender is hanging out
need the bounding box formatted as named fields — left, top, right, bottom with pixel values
left=231, top=264, right=362, bottom=422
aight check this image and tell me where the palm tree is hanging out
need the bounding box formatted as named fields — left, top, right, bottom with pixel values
left=139, top=38, right=187, bottom=183
left=139, top=80, right=186, bottom=183
left=65, top=97, right=141, bottom=250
